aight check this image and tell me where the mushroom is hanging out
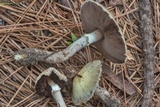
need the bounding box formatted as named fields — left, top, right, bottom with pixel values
left=14, top=0, right=126, bottom=65
left=72, top=60, right=102, bottom=105
left=72, top=60, right=121, bottom=106
left=35, top=67, right=67, bottom=107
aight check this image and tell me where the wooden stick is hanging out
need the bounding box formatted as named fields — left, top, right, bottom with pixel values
left=139, top=0, right=154, bottom=106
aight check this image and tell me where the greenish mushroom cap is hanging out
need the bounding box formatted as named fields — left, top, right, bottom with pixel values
left=72, top=60, right=102, bottom=105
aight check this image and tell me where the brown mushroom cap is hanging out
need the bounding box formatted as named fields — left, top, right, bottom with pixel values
left=80, top=1, right=127, bottom=63
left=35, top=68, right=67, bottom=97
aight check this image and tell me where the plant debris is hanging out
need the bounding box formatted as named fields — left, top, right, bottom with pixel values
left=0, top=0, right=159, bottom=107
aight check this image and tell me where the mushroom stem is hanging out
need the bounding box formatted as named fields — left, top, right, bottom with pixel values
left=48, top=79, right=67, bottom=107
left=14, top=29, right=103, bottom=65
left=46, top=29, right=103, bottom=63
left=95, top=87, right=121, bottom=107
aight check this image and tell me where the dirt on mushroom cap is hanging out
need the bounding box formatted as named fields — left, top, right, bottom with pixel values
left=35, top=67, right=68, bottom=97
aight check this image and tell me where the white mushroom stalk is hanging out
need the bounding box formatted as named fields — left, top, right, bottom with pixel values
left=44, top=29, right=103, bottom=63
left=14, top=30, right=103, bottom=65
left=48, top=79, right=67, bottom=107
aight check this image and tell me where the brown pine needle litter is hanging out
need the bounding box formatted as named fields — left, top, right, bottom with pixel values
left=0, top=0, right=160, bottom=107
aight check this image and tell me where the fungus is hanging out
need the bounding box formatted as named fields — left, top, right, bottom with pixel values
left=72, top=60, right=121, bottom=106
left=35, top=67, right=67, bottom=107
left=14, top=0, right=126, bottom=65
left=72, top=60, right=102, bottom=105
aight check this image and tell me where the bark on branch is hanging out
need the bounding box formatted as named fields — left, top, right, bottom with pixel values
left=139, top=0, right=154, bottom=106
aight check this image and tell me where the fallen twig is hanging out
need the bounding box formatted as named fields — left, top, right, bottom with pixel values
left=139, top=0, right=154, bottom=106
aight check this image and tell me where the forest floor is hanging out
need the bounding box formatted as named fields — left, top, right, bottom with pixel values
left=0, top=0, right=160, bottom=107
